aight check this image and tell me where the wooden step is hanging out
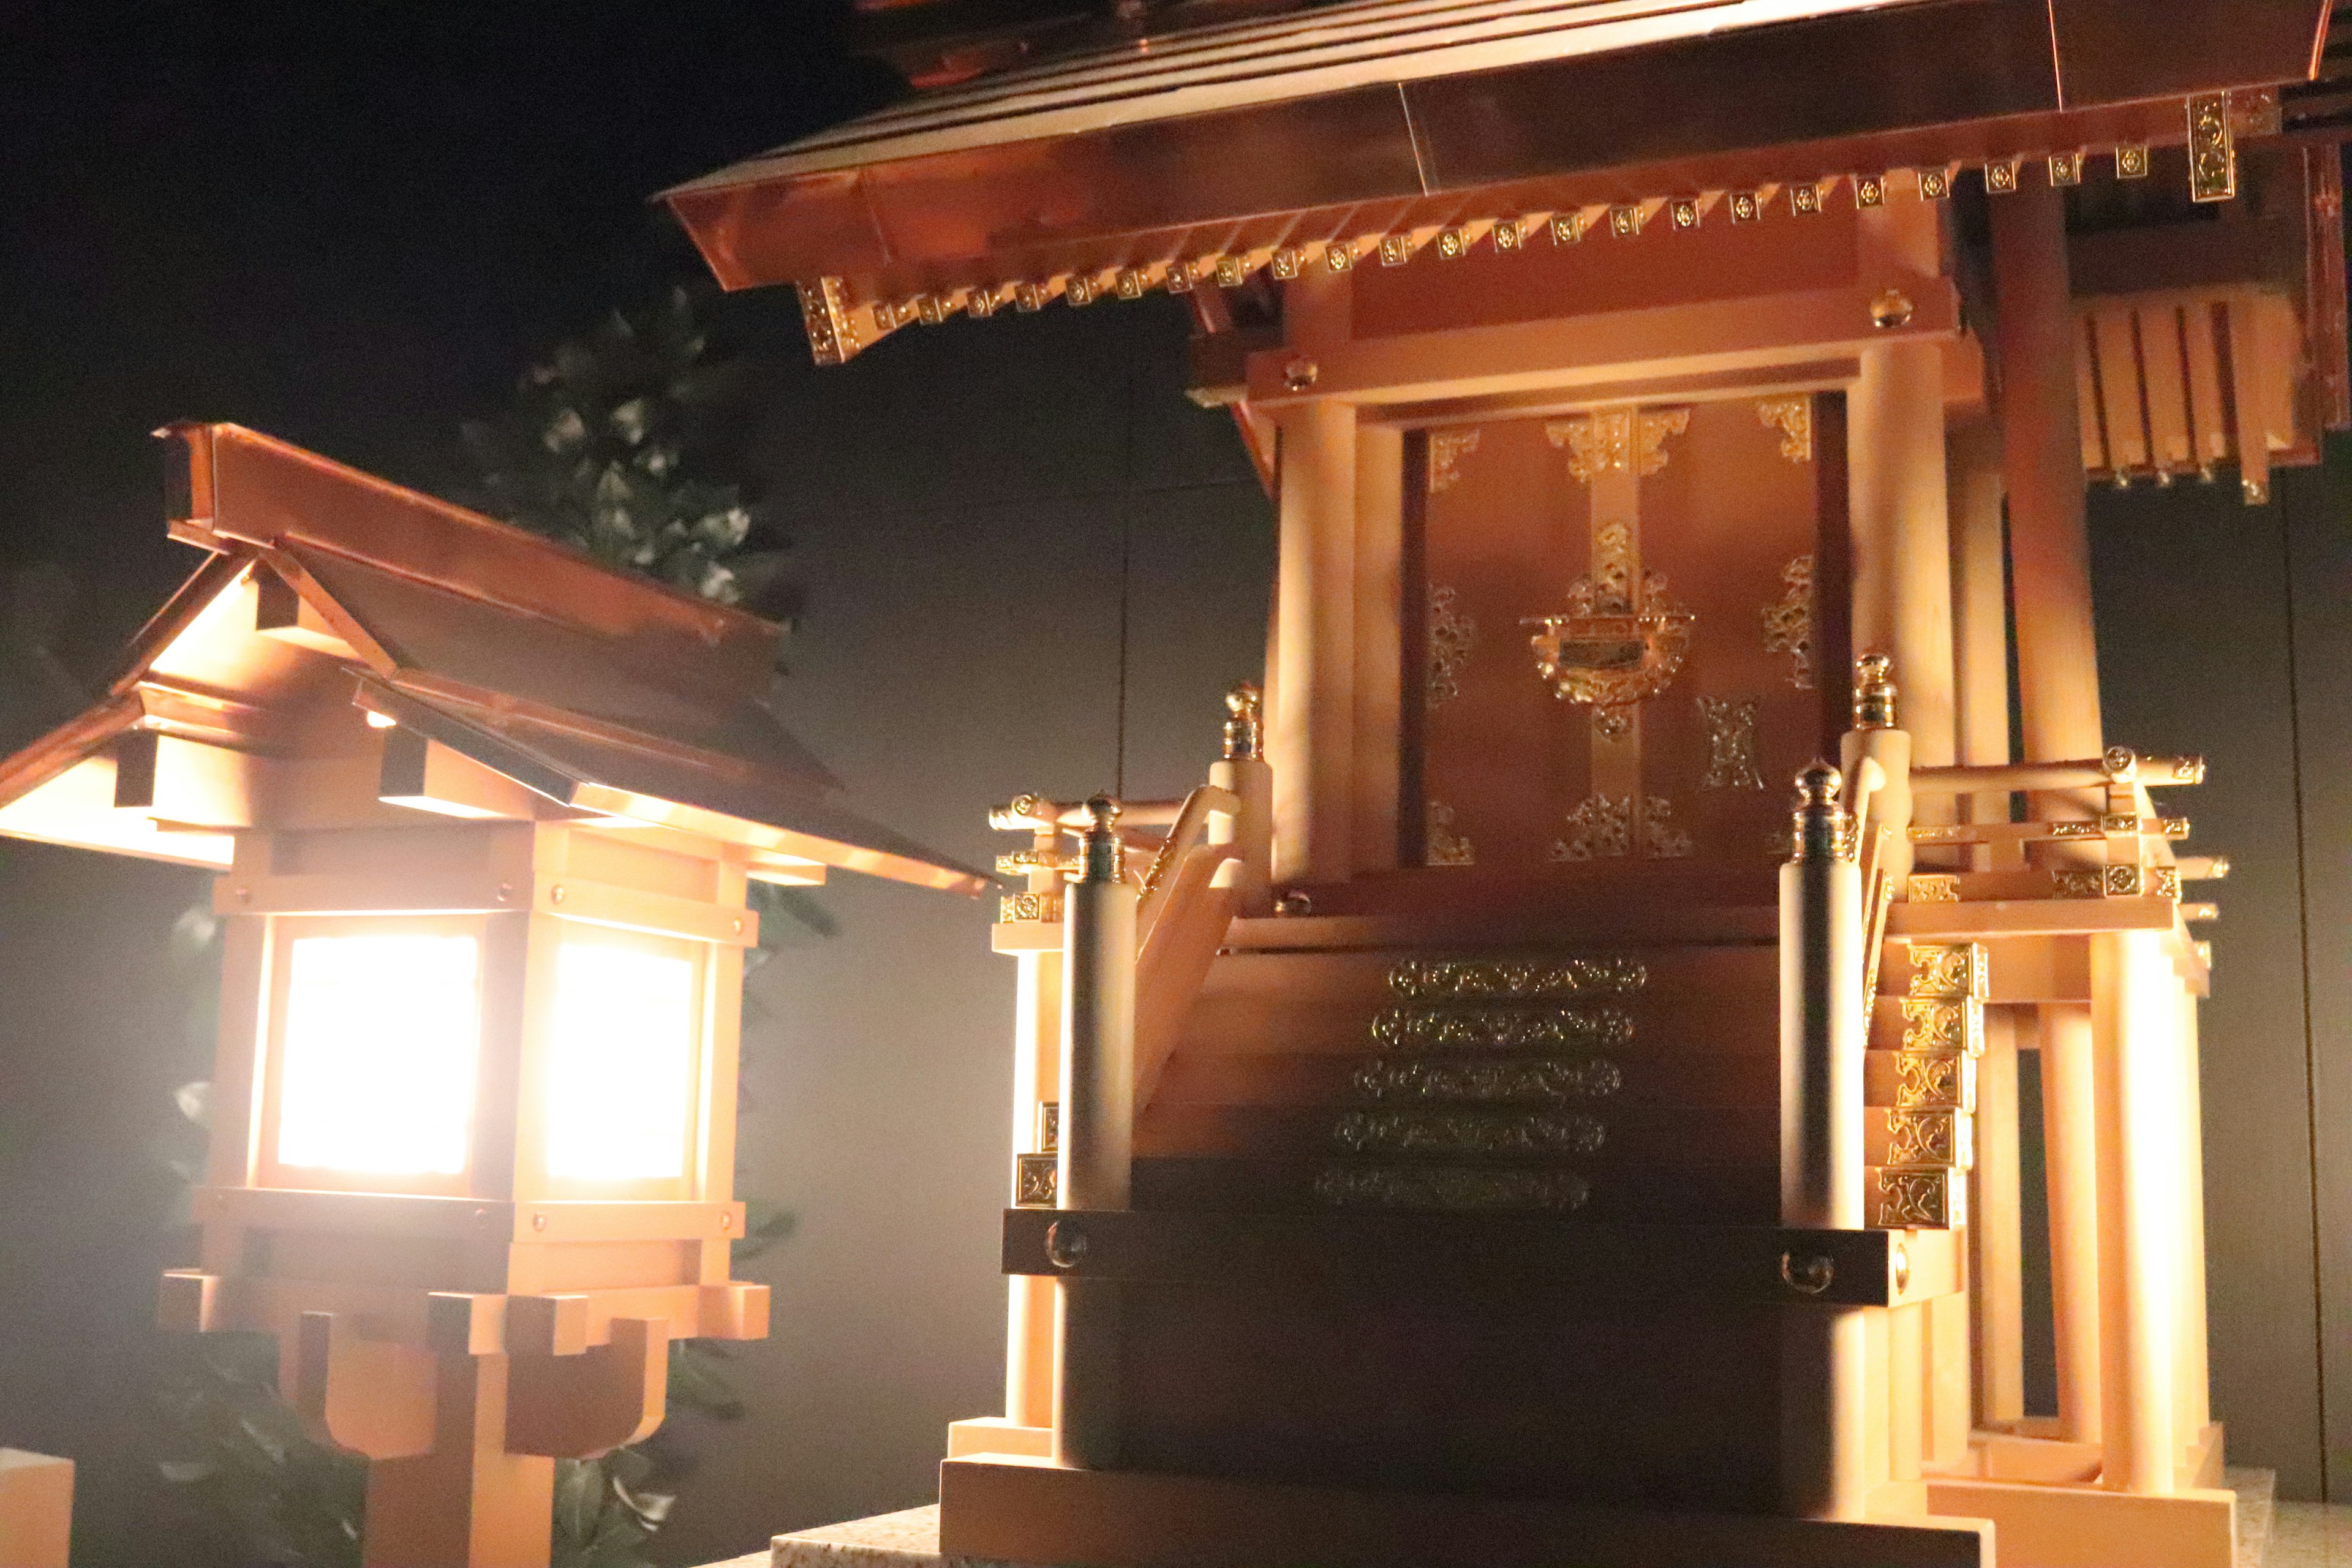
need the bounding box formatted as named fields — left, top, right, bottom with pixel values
left=1152, top=1049, right=1779, bottom=1109
left=1136, top=1102, right=1777, bottom=1167
left=1134, top=1156, right=1779, bottom=1224
left=1178, top=945, right=1777, bottom=1058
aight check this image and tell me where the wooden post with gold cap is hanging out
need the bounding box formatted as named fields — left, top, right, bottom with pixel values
left=1052, top=796, right=1137, bottom=1469
left=1779, top=763, right=1868, bottom=1520
left=1210, top=683, right=1275, bottom=917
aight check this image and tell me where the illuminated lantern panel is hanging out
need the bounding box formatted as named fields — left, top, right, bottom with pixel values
left=545, top=933, right=700, bottom=1184
left=274, top=930, right=483, bottom=1179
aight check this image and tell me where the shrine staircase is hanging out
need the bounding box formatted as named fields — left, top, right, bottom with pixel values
left=1085, top=869, right=1812, bottom=1513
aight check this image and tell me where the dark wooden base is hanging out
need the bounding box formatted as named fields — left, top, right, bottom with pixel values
left=938, top=1453, right=1992, bottom=1568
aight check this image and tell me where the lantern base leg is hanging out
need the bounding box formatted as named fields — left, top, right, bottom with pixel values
left=363, top=1354, right=554, bottom=1568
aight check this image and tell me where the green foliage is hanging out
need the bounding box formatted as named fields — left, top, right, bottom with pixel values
left=459, top=286, right=798, bottom=627
left=156, top=1334, right=366, bottom=1568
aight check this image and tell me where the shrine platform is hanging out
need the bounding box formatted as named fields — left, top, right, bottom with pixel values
left=696, top=1469, right=2323, bottom=1568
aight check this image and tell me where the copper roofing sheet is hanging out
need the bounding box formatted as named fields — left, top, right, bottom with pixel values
left=673, top=0, right=1909, bottom=189
left=0, top=426, right=989, bottom=894
left=284, top=545, right=842, bottom=792
left=665, top=0, right=2329, bottom=307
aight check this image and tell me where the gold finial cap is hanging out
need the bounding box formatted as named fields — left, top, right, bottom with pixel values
left=1223, top=681, right=1263, bottom=761
left=1080, top=793, right=1124, bottom=883
left=1853, top=653, right=1898, bottom=729
left=1790, top=762, right=1856, bottom=862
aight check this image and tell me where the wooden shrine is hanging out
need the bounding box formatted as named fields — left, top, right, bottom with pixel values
left=665, top=2, right=2352, bottom=1566
left=0, top=425, right=987, bottom=1568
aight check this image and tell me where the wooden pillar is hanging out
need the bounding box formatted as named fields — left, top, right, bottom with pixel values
left=2178, top=987, right=2212, bottom=1436
left=1849, top=342, right=1958, bottom=806
left=1950, top=418, right=2026, bottom=1430
left=2091, top=931, right=2179, bottom=1493
left=363, top=1357, right=553, bottom=1568
left=1006, top=942, right=1061, bottom=1428
left=1210, top=685, right=1275, bottom=917
left=1990, top=179, right=2103, bottom=773
left=1351, top=423, right=1403, bottom=874
left=1779, top=766, right=1868, bottom=1519
left=1975, top=1008, right=2027, bottom=1425
left=2040, top=1005, right=2103, bottom=1443
left=1270, top=270, right=1357, bottom=888
left=1054, top=799, right=1137, bottom=1470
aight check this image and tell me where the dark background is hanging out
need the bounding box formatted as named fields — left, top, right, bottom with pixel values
left=0, top=6, right=2345, bottom=1566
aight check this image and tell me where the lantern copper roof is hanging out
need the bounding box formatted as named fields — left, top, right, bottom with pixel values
left=0, top=423, right=992, bottom=896
left=663, top=0, right=2332, bottom=361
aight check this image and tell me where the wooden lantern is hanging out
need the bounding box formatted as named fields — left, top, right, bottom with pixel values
left=0, top=424, right=989, bottom=1568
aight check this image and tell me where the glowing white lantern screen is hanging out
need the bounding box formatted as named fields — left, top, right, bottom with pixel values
left=275, top=933, right=483, bottom=1176
left=545, top=939, right=698, bottom=1181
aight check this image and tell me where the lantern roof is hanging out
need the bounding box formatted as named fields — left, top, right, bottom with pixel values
left=663, top=0, right=2331, bottom=361
left=0, top=423, right=992, bottom=896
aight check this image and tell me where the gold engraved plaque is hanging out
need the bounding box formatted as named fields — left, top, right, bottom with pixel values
left=1387, top=957, right=1648, bottom=1001
left=1900, top=997, right=1985, bottom=1057
left=1423, top=801, right=1476, bottom=867
left=1907, top=874, right=1961, bottom=903
left=1332, top=1108, right=1605, bottom=1157
left=1428, top=429, right=1480, bottom=494
left=1315, top=1164, right=1589, bottom=1213
left=1874, top=1107, right=1972, bottom=1169
left=1426, top=587, right=1475, bottom=710
left=1014, top=1153, right=1058, bottom=1207
left=1869, top=1167, right=1962, bottom=1229
left=1892, top=1050, right=1975, bottom=1112
left=1550, top=793, right=1692, bottom=861
left=1762, top=555, right=1816, bottom=690
left=1352, top=1056, right=1624, bottom=1105
left=1370, top=1004, right=1634, bottom=1051
left=1698, top=698, right=1766, bottom=791
left=1906, top=943, right=1988, bottom=1000
left=1000, top=891, right=1065, bottom=924
left=2188, top=92, right=2236, bottom=202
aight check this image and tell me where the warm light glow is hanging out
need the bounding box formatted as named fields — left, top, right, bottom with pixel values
left=545, top=937, right=698, bottom=1182
left=275, top=933, right=482, bottom=1175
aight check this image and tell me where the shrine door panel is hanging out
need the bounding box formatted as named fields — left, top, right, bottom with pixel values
left=1408, top=396, right=1844, bottom=873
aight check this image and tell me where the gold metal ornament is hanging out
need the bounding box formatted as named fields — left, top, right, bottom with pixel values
left=1351, top=1055, right=1624, bottom=1106
left=1757, top=396, right=1812, bottom=462
left=1387, top=957, right=1648, bottom=1001
left=1423, top=800, right=1476, bottom=866
left=1314, top=1163, right=1589, bottom=1213
left=1368, top=1005, right=1635, bottom=1052
left=1425, top=587, right=1474, bottom=710
left=1698, top=697, right=1766, bottom=791
left=1331, top=1107, right=1606, bottom=1157
left=1762, top=554, right=1816, bottom=689
left=2188, top=93, right=2236, bottom=202
left=1428, top=429, right=1480, bottom=494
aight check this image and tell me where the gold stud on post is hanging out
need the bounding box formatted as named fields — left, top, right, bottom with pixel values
left=1853, top=652, right=1898, bottom=729
left=1223, top=682, right=1263, bottom=762
left=1790, top=761, right=1857, bottom=863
